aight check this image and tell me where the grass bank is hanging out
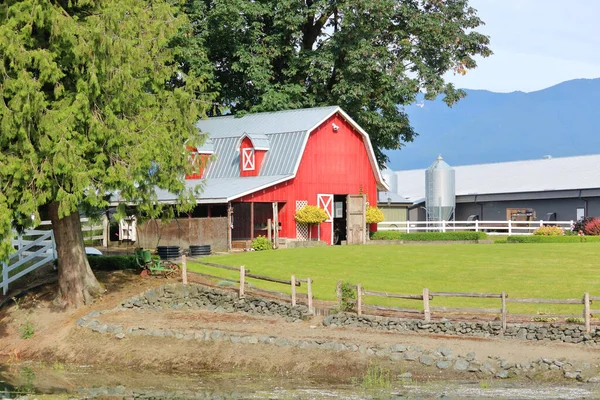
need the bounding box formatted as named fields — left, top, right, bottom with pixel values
left=188, top=243, right=600, bottom=315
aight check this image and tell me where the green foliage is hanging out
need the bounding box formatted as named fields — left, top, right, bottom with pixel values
left=0, top=0, right=212, bottom=262
left=533, top=226, right=565, bottom=236
left=565, top=317, right=584, bottom=324
left=251, top=236, right=272, bottom=251
left=20, top=321, right=34, bottom=339
left=371, top=231, right=488, bottom=241
left=190, top=0, right=491, bottom=166
left=531, top=316, right=558, bottom=323
left=584, top=218, right=600, bottom=236
left=573, top=217, right=593, bottom=234
left=507, top=236, right=600, bottom=243
left=294, top=205, right=328, bottom=225
left=87, top=256, right=138, bottom=271
left=365, top=206, right=385, bottom=224
left=338, top=281, right=357, bottom=313
left=360, top=362, right=392, bottom=390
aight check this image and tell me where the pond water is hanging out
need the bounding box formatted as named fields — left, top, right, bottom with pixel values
left=1, top=364, right=599, bottom=399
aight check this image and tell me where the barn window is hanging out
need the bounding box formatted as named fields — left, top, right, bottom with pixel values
left=242, top=148, right=255, bottom=171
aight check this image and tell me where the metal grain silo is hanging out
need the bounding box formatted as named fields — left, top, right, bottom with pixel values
left=425, top=155, right=455, bottom=221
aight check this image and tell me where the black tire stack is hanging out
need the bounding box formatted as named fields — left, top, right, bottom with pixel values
left=189, top=244, right=211, bottom=257
left=156, top=246, right=181, bottom=260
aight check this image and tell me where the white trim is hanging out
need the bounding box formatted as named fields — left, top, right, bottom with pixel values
left=237, top=133, right=270, bottom=151
left=242, top=148, right=255, bottom=171
left=226, top=175, right=295, bottom=202
left=317, top=194, right=334, bottom=222
left=294, top=107, right=389, bottom=192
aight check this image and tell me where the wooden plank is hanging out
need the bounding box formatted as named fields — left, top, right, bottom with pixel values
left=245, top=272, right=300, bottom=286
left=507, top=298, right=582, bottom=304
left=189, top=260, right=246, bottom=272
left=363, top=290, right=428, bottom=300
left=584, top=292, right=591, bottom=333
left=182, top=255, right=188, bottom=285
left=357, top=283, right=362, bottom=316
left=336, top=281, right=342, bottom=310
left=191, top=271, right=240, bottom=284
left=307, top=277, right=313, bottom=313
left=430, top=291, right=502, bottom=299
left=430, top=306, right=502, bottom=314
left=589, top=296, right=600, bottom=302
left=501, top=291, right=507, bottom=331
left=510, top=313, right=581, bottom=319
left=291, top=275, right=296, bottom=306
left=589, top=309, right=600, bottom=314
left=239, top=266, right=245, bottom=298
left=423, top=288, right=431, bottom=322
left=373, top=305, right=423, bottom=314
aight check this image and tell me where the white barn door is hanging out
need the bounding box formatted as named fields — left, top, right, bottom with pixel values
left=317, top=194, right=334, bottom=244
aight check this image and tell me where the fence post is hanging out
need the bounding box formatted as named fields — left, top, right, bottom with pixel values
left=584, top=292, right=591, bottom=334
left=336, top=281, right=342, bottom=310
left=1, top=261, right=8, bottom=295
left=17, top=234, right=23, bottom=261
left=423, top=288, right=431, bottom=322
left=239, top=266, right=245, bottom=298
left=442, top=221, right=446, bottom=233
left=181, top=254, right=188, bottom=285
left=508, top=220, right=512, bottom=235
left=357, top=283, right=362, bottom=316
left=475, top=220, right=479, bottom=232
left=291, top=275, right=296, bottom=306
left=307, top=277, right=313, bottom=313
left=501, top=291, right=507, bottom=331
left=102, top=215, right=109, bottom=247
left=406, top=222, right=410, bottom=234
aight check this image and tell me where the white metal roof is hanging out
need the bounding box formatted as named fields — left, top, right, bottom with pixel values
left=389, top=154, right=600, bottom=203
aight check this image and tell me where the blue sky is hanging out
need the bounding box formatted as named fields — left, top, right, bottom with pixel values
left=445, top=0, right=600, bottom=93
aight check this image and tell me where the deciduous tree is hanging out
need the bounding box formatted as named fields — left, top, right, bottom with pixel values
left=0, top=0, right=211, bottom=307
left=190, top=0, right=491, bottom=165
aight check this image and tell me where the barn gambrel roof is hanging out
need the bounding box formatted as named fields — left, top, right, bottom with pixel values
left=154, top=106, right=387, bottom=204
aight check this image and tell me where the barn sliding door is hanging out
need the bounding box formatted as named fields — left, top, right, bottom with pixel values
left=317, top=194, right=333, bottom=244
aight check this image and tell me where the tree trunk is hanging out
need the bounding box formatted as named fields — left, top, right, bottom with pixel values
left=48, top=202, right=105, bottom=308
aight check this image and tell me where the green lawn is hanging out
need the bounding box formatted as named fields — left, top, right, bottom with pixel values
left=187, top=243, right=600, bottom=315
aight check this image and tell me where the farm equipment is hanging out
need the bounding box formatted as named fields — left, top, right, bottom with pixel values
left=134, top=248, right=180, bottom=278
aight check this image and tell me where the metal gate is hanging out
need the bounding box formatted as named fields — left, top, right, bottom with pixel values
left=346, top=194, right=366, bottom=245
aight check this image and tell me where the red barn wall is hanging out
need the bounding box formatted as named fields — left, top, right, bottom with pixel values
left=237, top=113, right=378, bottom=244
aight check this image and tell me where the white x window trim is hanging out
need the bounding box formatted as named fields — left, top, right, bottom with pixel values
left=242, top=148, right=255, bottom=171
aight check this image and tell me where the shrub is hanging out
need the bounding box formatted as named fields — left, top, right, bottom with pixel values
left=572, top=217, right=594, bottom=234
left=584, top=218, right=600, bottom=236
left=20, top=321, right=34, bottom=339
left=507, top=236, right=600, bottom=243
left=370, top=231, right=488, bottom=241
left=533, top=226, right=564, bottom=236
left=251, top=235, right=272, bottom=251
left=365, top=206, right=384, bottom=224
left=337, top=281, right=356, bottom=312
left=87, top=256, right=138, bottom=271
left=294, top=205, right=328, bottom=224
left=565, top=317, right=584, bottom=324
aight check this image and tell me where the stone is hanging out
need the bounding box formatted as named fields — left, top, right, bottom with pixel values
left=436, top=361, right=451, bottom=370
left=495, top=370, right=509, bottom=379
left=389, top=354, right=403, bottom=362
left=516, top=328, right=528, bottom=340
left=587, top=376, right=600, bottom=383
left=564, top=371, right=580, bottom=379
left=436, top=347, right=452, bottom=357
left=453, top=360, right=469, bottom=371
left=390, top=344, right=407, bottom=353
left=115, top=333, right=125, bottom=340
left=465, top=352, right=476, bottom=361
left=398, top=372, right=412, bottom=379
left=402, top=351, right=421, bottom=361
left=419, top=355, right=435, bottom=366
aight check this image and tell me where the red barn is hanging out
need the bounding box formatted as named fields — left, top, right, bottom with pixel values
left=156, top=106, right=388, bottom=249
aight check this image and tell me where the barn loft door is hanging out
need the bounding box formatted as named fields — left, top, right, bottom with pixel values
left=346, top=194, right=366, bottom=245
left=317, top=194, right=333, bottom=244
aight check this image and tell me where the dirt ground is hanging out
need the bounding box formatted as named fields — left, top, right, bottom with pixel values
left=1, top=270, right=600, bottom=382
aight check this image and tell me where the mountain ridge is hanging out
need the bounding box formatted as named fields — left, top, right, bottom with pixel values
left=386, top=77, right=600, bottom=170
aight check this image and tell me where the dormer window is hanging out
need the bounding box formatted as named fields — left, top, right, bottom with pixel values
left=242, top=148, right=255, bottom=171
left=238, top=133, right=269, bottom=177
left=185, top=136, right=214, bottom=180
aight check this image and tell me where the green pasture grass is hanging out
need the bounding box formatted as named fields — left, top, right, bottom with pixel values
left=187, top=243, right=600, bottom=316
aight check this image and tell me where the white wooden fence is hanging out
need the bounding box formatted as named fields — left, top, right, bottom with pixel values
left=2, top=230, right=56, bottom=295
left=378, top=220, right=574, bottom=235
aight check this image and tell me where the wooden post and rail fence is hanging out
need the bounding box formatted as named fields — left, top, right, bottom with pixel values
left=340, top=281, right=597, bottom=333
left=188, top=258, right=314, bottom=313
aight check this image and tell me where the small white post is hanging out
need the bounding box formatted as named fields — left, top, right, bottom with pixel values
left=584, top=292, right=591, bottom=334
left=291, top=275, right=296, bottom=306
left=181, top=254, right=188, bottom=285
left=307, top=277, right=313, bottom=313
left=508, top=220, right=512, bottom=235
left=501, top=291, right=507, bottom=331
left=442, top=221, right=446, bottom=233
left=407, top=222, right=410, bottom=234
left=475, top=220, right=479, bottom=232
left=423, top=288, right=431, bottom=322
left=239, top=266, right=245, bottom=298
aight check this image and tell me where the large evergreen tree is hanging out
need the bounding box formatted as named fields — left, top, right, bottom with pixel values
left=0, top=0, right=211, bottom=307
left=191, top=0, right=491, bottom=165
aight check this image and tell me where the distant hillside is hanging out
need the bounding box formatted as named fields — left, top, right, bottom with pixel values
left=385, top=78, right=600, bottom=170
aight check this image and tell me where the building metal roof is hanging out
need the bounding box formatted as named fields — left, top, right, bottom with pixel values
left=388, top=154, right=600, bottom=204
left=239, top=133, right=270, bottom=150
left=378, top=191, right=412, bottom=205
left=153, top=175, right=294, bottom=204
